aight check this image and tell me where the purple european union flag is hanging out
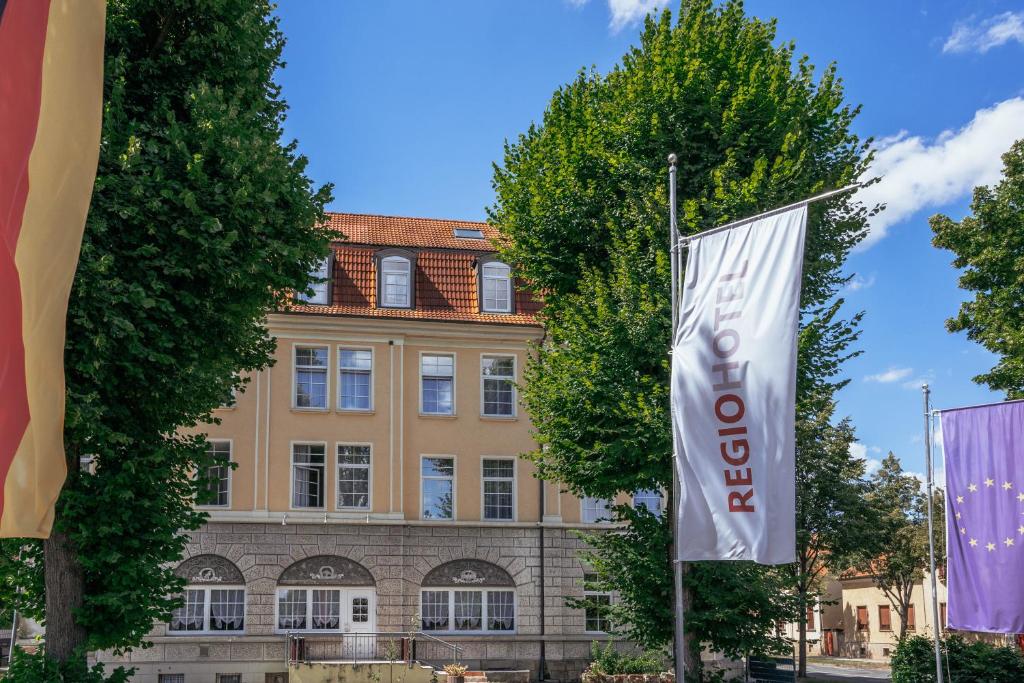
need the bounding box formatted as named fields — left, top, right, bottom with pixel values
left=943, top=400, right=1024, bottom=633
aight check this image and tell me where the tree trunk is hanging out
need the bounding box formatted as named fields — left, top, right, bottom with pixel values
left=681, top=563, right=698, bottom=677
left=43, top=528, right=88, bottom=664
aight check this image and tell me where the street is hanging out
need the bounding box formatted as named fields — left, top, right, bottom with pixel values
left=805, top=662, right=892, bottom=682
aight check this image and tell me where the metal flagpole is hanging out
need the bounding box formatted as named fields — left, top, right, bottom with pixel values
left=668, top=154, right=688, bottom=681
left=674, top=183, right=860, bottom=248
left=922, top=384, right=945, bottom=683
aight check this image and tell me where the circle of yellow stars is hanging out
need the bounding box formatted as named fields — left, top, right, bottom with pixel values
left=953, top=477, right=1024, bottom=553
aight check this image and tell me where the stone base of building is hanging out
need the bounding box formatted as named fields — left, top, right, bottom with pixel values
left=96, top=520, right=609, bottom=683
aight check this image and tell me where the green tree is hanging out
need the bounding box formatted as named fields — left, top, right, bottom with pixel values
left=931, top=139, right=1024, bottom=398
left=0, top=0, right=331, bottom=672
left=489, top=0, right=873, bottom=672
left=856, top=453, right=930, bottom=640
left=794, top=399, right=874, bottom=675
left=847, top=455, right=946, bottom=646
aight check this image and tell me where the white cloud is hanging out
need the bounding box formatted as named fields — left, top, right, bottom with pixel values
left=864, top=367, right=914, bottom=384
left=565, top=0, right=670, bottom=31
left=850, top=442, right=882, bottom=476
left=943, top=12, right=1024, bottom=54
left=845, top=274, right=876, bottom=292
left=901, top=370, right=936, bottom=390
left=607, top=0, right=670, bottom=31
left=855, top=97, right=1024, bottom=247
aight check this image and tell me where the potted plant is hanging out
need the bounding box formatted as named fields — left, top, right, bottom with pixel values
left=444, top=663, right=468, bottom=683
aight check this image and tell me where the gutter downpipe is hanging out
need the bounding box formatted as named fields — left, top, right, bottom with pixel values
left=538, top=477, right=547, bottom=681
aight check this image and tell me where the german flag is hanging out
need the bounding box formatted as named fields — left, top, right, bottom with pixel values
left=0, top=0, right=105, bottom=538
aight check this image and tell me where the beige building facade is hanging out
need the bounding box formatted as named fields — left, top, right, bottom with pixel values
left=787, top=571, right=950, bottom=660
left=98, top=214, right=633, bottom=683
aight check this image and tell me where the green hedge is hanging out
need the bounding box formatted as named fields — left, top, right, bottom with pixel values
left=4, top=648, right=131, bottom=683
left=891, top=634, right=1024, bottom=682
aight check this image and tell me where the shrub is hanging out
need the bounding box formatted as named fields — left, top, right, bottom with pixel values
left=589, top=640, right=665, bottom=675
left=891, top=634, right=1024, bottom=682
left=5, top=648, right=132, bottom=682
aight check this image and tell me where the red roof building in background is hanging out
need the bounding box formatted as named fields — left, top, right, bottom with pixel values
left=287, top=212, right=542, bottom=326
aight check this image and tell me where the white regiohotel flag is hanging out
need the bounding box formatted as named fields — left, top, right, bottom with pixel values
left=671, top=205, right=806, bottom=564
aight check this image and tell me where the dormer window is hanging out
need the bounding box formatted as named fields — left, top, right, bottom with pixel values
left=380, top=255, right=411, bottom=308
left=480, top=260, right=512, bottom=313
left=300, top=255, right=331, bottom=305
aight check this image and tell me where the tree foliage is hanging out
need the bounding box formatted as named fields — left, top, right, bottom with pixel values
left=892, top=634, right=1024, bottom=683
left=931, top=139, right=1024, bottom=398
left=0, top=0, right=331, bottom=665
left=855, top=454, right=931, bottom=639
left=489, top=0, right=873, bottom=664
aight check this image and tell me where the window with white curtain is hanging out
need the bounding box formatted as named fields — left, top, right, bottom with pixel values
left=421, top=590, right=449, bottom=631
left=337, top=445, right=371, bottom=510
left=339, top=349, right=372, bottom=410
left=311, top=589, right=341, bottom=629
left=276, top=588, right=366, bottom=631
left=276, top=589, right=308, bottom=629
left=169, top=587, right=245, bottom=634
left=481, top=355, right=515, bottom=416
left=481, top=261, right=512, bottom=313
left=292, top=444, right=326, bottom=508
left=420, top=589, right=515, bottom=633
left=380, top=256, right=411, bottom=307
left=294, top=346, right=328, bottom=409
left=582, top=496, right=613, bottom=524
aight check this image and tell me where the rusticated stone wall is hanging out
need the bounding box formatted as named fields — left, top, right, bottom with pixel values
left=95, top=521, right=608, bottom=683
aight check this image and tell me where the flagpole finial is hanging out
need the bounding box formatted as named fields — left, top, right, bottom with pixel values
left=668, top=153, right=677, bottom=166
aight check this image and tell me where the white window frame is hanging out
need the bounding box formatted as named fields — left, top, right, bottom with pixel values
left=301, top=255, right=331, bottom=305
left=481, top=261, right=512, bottom=313
left=380, top=255, right=411, bottom=308
left=582, top=573, right=612, bottom=634
left=293, top=344, right=330, bottom=410
left=168, top=585, right=246, bottom=635
left=290, top=442, right=327, bottom=510
left=420, top=455, right=456, bottom=521
left=336, top=443, right=372, bottom=511
left=338, top=347, right=374, bottom=411
left=481, top=457, right=516, bottom=522
left=632, top=489, right=663, bottom=518
left=582, top=496, right=613, bottom=524
left=273, top=587, right=376, bottom=633
left=420, top=352, right=456, bottom=416
left=480, top=354, right=516, bottom=418
left=419, top=588, right=516, bottom=635
left=197, top=439, right=232, bottom=509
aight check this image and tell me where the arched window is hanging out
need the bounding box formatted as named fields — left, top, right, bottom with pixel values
left=275, top=556, right=376, bottom=633
left=379, top=255, right=411, bottom=308
left=480, top=260, right=512, bottom=313
left=420, top=560, right=516, bottom=634
left=169, top=555, right=246, bottom=635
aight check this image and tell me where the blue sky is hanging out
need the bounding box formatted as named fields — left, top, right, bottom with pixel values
left=273, top=1, right=1024, bottom=482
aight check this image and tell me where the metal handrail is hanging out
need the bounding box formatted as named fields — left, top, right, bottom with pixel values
left=285, top=630, right=463, bottom=667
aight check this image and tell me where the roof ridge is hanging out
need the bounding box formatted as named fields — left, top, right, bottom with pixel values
left=326, top=210, right=490, bottom=226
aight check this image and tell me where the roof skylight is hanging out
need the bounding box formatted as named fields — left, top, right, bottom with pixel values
left=453, top=227, right=485, bottom=240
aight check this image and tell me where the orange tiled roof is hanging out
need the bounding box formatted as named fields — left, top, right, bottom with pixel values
left=324, top=212, right=502, bottom=250
left=285, top=213, right=542, bottom=326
